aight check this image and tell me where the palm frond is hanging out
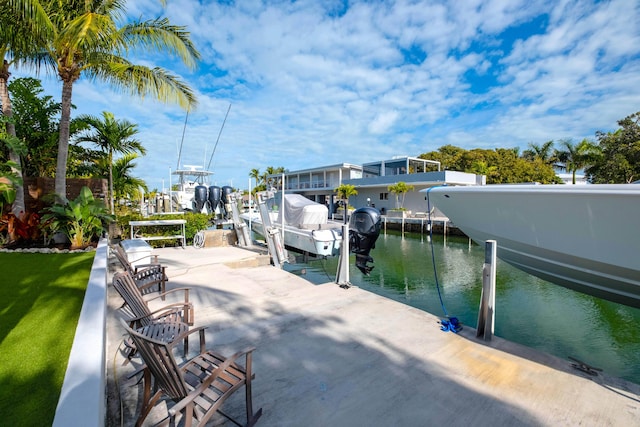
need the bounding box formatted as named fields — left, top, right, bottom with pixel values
left=86, top=61, right=197, bottom=109
left=117, top=18, right=200, bottom=69
left=58, top=11, right=117, bottom=54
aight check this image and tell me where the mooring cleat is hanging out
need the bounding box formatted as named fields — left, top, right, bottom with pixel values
left=568, top=356, right=602, bottom=376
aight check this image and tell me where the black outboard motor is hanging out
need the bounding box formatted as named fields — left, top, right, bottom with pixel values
left=194, top=185, right=208, bottom=213
left=221, top=186, right=234, bottom=218
left=349, top=207, right=381, bottom=275
left=208, top=186, right=222, bottom=215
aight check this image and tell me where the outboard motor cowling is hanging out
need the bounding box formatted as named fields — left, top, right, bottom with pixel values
left=208, top=186, right=222, bottom=214
left=349, top=207, right=381, bottom=275
left=221, top=186, right=234, bottom=203
left=194, top=185, right=208, bottom=213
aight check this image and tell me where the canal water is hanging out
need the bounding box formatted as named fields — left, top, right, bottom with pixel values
left=283, top=230, right=640, bottom=385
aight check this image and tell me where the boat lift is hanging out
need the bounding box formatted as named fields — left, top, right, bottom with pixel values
left=255, top=192, right=288, bottom=268
left=224, top=192, right=251, bottom=247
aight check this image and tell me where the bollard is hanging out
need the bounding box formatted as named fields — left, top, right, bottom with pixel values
left=335, top=223, right=350, bottom=288
left=477, top=240, right=497, bottom=341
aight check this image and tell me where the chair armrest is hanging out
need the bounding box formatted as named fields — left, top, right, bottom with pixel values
left=126, top=303, right=192, bottom=324
left=129, top=253, right=160, bottom=267
left=144, top=294, right=194, bottom=324
left=147, top=287, right=190, bottom=303
left=168, top=326, right=207, bottom=354
left=169, top=347, right=257, bottom=417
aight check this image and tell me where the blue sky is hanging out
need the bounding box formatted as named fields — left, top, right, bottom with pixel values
left=18, top=0, right=640, bottom=191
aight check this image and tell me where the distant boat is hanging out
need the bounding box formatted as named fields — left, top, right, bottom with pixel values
left=171, top=165, right=215, bottom=212
left=241, top=193, right=343, bottom=257
left=426, top=184, right=640, bottom=308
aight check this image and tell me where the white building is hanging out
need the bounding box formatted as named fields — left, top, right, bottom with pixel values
left=270, top=156, right=483, bottom=216
left=556, top=172, right=588, bottom=185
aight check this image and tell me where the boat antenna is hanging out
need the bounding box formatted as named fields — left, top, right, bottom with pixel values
left=206, top=103, right=231, bottom=171
left=176, top=108, right=190, bottom=170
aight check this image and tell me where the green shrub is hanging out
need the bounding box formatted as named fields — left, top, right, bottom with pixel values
left=41, top=187, right=113, bottom=249
left=183, top=212, right=210, bottom=241
left=115, top=212, right=211, bottom=246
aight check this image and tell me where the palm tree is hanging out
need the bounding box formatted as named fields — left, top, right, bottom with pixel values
left=249, top=168, right=266, bottom=195
left=75, top=111, right=146, bottom=214
left=111, top=153, right=147, bottom=205
left=470, top=160, right=497, bottom=180
left=0, top=4, right=46, bottom=216
left=335, top=183, right=358, bottom=205
left=387, top=181, right=414, bottom=210
left=522, top=140, right=556, bottom=164
left=8, top=0, right=200, bottom=199
left=262, top=166, right=285, bottom=190
left=249, top=167, right=261, bottom=185
left=555, top=138, right=600, bottom=184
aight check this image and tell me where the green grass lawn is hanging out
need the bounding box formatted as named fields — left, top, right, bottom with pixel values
left=0, top=252, right=94, bottom=427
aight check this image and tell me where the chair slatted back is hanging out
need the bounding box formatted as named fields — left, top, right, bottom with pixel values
left=113, top=245, right=136, bottom=276
left=113, top=244, right=166, bottom=296
left=113, top=272, right=154, bottom=327
left=124, top=321, right=190, bottom=400
left=132, top=268, right=164, bottom=296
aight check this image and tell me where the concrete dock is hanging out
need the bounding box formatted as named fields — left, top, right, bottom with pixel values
left=106, top=245, right=640, bottom=426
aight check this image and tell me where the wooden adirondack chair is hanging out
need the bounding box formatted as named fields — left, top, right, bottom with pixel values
left=112, top=244, right=168, bottom=297
left=121, top=319, right=263, bottom=427
left=113, top=272, right=198, bottom=360
left=112, top=271, right=194, bottom=327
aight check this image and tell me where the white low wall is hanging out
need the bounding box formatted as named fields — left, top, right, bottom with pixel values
left=53, top=238, right=108, bottom=426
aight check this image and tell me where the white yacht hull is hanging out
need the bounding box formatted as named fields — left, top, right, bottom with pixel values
left=427, top=184, right=640, bottom=308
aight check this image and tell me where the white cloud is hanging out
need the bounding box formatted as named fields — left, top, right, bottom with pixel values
left=368, top=110, right=400, bottom=134
left=10, top=0, right=640, bottom=191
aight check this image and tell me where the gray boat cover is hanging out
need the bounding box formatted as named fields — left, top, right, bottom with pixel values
left=277, top=194, right=328, bottom=226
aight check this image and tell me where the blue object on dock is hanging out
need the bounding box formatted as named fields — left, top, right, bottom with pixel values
left=440, top=317, right=462, bottom=333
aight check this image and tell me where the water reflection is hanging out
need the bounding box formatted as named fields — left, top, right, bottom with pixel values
left=286, top=230, right=640, bottom=384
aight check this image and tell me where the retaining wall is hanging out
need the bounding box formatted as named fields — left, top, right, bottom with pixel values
left=52, top=239, right=108, bottom=427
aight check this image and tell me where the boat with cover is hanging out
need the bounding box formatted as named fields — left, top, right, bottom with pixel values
left=425, top=184, right=640, bottom=308
left=241, top=193, right=343, bottom=257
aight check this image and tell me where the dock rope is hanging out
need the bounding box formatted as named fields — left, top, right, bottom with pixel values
left=426, top=186, right=461, bottom=333
left=193, top=230, right=205, bottom=248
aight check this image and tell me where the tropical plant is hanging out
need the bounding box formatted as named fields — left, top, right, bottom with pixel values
left=249, top=168, right=261, bottom=184
left=7, top=0, right=200, bottom=199
left=335, top=183, right=358, bottom=201
left=74, top=111, right=146, bottom=214
left=0, top=69, right=24, bottom=215
left=40, top=186, right=113, bottom=249
left=419, top=145, right=559, bottom=184
left=8, top=77, right=63, bottom=177
left=555, top=138, right=600, bottom=184
left=111, top=152, right=147, bottom=204
left=469, top=160, right=497, bottom=180
left=0, top=3, right=43, bottom=216
left=0, top=114, right=25, bottom=189
left=262, top=166, right=285, bottom=190
left=335, top=183, right=358, bottom=214
left=249, top=168, right=265, bottom=194
left=522, top=140, right=556, bottom=164
left=388, top=181, right=414, bottom=210
left=0, top=210, right=41, bottom=246
left=588, top=112, right=640, bottom=183
left=0, top=114, right=36, bottom=245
